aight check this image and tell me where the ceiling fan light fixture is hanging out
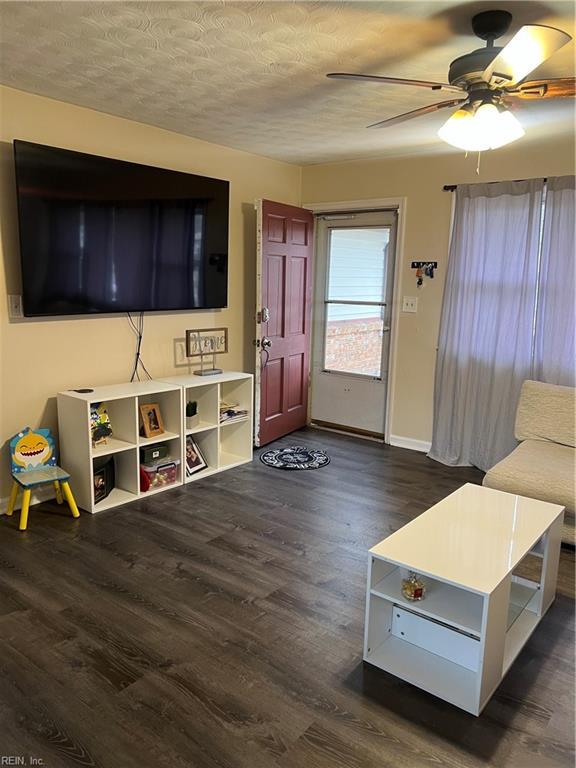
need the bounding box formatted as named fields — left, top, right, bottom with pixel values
left=489, top=107, right=525, bottom=148
left=437, top=106, right=491, bottom=151
left=438, top=102, right=524, bottom=151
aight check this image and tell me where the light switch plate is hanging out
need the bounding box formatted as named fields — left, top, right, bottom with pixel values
left=402, top=296, right=418, bottom=313
left=8, top=294, right=23, bottom=319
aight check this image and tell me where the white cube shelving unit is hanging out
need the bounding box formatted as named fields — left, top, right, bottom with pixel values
left=159, top=372, right=253, bottom=482
left=57, top=381, right=184, bottom=514
left=57, top=372, right=253, bottom=514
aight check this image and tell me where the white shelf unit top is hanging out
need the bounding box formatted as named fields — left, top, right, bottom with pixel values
left=369, top=484, right=564, bottom=595
left=160, top=371, right=254, bottom=387
left=62, top=380, right=180, bottom=401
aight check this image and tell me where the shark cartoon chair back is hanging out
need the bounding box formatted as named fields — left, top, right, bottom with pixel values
left=7, top=427, right=80, bottom=531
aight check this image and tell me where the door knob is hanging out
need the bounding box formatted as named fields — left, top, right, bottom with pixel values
left=262, top=337, right=272, bottom=349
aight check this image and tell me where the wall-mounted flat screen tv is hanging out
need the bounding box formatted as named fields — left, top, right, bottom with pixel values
left=13, top=140, right=230, bottom=316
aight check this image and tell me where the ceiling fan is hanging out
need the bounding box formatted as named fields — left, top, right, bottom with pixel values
left=327, top=10, right=574, bottom=151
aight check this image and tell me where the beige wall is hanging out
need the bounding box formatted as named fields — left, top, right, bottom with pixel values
left=1, top=84, right=573, bottom=500
left=302, top=138, right=575, bottom=445
left=0, top=86, right=301, bottom=496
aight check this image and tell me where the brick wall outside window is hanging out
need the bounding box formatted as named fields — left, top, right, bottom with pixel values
left=324, top=317, right=382, bottom=376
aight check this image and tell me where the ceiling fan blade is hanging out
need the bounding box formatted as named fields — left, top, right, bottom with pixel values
left=503, top=77, right=576, bottom=101
left=481, top=25, right=572, bottom=88
left=326, top=73, right=464, bottom=93
left=367, top=99, right=467, bottom=129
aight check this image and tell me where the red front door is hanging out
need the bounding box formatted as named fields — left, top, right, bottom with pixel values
left=255, top=200, right=314, bottom=447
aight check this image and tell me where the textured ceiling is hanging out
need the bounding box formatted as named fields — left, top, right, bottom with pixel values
left=0, top=1, right=574, bottom=164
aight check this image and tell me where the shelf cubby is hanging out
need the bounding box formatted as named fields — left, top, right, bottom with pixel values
left=219, top=419, right=252, bottom=468
left=185, top=427, right=219, bottom=482
left=219, top=377, right=252, bottom=425
left=58, top=380, right=183, bottom=514
left=370, top=564, right=483, bottom=637
left=185, top=382, right=219, bottom=432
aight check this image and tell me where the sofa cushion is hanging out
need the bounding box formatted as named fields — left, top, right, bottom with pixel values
left=515, top=380, right=576, bottom=447
left=483, top=439, right=575, bottom=545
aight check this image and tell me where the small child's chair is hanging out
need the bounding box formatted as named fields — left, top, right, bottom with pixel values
left=7, top=427, right=80, bottom=531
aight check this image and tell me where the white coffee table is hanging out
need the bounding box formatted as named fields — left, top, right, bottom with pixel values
left=364, top=483, right=564, bottom=715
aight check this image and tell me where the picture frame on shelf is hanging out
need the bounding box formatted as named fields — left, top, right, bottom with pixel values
left=185, top=435, right=207, bottom=476
left=140, top=403, right=164, bottom=438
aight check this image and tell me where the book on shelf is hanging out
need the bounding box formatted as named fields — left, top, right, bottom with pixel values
left=219, top=400, right=248, bottom=423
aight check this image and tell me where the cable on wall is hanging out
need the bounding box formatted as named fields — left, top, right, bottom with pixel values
left=127, top=312, right=153, bottom=382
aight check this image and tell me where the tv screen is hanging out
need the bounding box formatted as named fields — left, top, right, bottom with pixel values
left=13, top=140, right=229, bottom=316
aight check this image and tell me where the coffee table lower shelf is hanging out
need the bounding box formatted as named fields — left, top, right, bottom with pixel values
left=366, top=635, right=477, bottom=712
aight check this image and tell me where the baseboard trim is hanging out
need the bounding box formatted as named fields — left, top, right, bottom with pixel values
left=0, top=485, right=55, bottom=515
left=389, top=435, right=432, bottom=453
left=311, top=420, right=384, bottom=441
left=309, top=422, right=384, bottom=443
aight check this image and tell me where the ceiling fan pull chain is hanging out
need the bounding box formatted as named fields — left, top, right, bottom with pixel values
left=476, top=152, right=482, bottom=175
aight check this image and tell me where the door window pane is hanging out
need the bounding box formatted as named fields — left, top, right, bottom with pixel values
left=327, top=228, right=389, bottom=301
left=323, top=227, right=389, bottom=377
left=324, top=304, right=385, bottom=376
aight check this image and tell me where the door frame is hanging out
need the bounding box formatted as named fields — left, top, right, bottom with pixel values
left=254, top=199, right=263, bottom=447
left=302, top=197, right=407, bottom=444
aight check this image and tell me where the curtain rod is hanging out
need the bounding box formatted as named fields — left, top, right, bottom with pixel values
left=443, top=177, right=548, bottom=192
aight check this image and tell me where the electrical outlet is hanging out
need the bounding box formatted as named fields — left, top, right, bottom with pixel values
left=402, top=296, right=418, bottom=313
left=8, top=294, right=23, bottom=319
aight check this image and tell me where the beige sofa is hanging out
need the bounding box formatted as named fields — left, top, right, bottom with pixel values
left=483, top=380, right=576, bottom=546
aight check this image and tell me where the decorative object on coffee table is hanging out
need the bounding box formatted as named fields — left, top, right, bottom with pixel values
left=186, top=327, right=228, bottom=376
left=186, top=400, right=199, bottom=430
left=401, top=572, right=426, bottom=601
left=140, top=403, right=164, bottom=438
left=260, top=446, right=330, bottom=471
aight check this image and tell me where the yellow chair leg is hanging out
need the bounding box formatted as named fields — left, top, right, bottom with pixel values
left=19, top=489, right=31, bottom=531
left=61, top=481, right=80, bottom=518
left=54, top=481, right=63, bottom=504
left=6, top=481, right=19, bottom=516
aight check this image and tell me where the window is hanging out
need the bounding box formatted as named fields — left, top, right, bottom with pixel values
left=323, top=227, right=390, bottom=377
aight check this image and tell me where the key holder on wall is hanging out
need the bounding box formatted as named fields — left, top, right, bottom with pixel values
left=411, top=261, right=438, bottom=288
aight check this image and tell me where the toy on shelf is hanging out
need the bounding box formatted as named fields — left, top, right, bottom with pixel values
left=7, top=426, right=80, bottom=531
left=90, top=402, right=113, bottom=448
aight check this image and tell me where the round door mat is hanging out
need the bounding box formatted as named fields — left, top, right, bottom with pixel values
left=260, top=445, right=330, bottom=471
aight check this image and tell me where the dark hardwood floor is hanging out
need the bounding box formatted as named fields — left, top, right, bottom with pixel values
left=0, top=427, right=573, bottom=768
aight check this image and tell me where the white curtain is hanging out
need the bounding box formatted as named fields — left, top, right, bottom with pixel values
left=533, top=175, right=576, bottom=386
left=428, top=179, right=544, bottom=471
